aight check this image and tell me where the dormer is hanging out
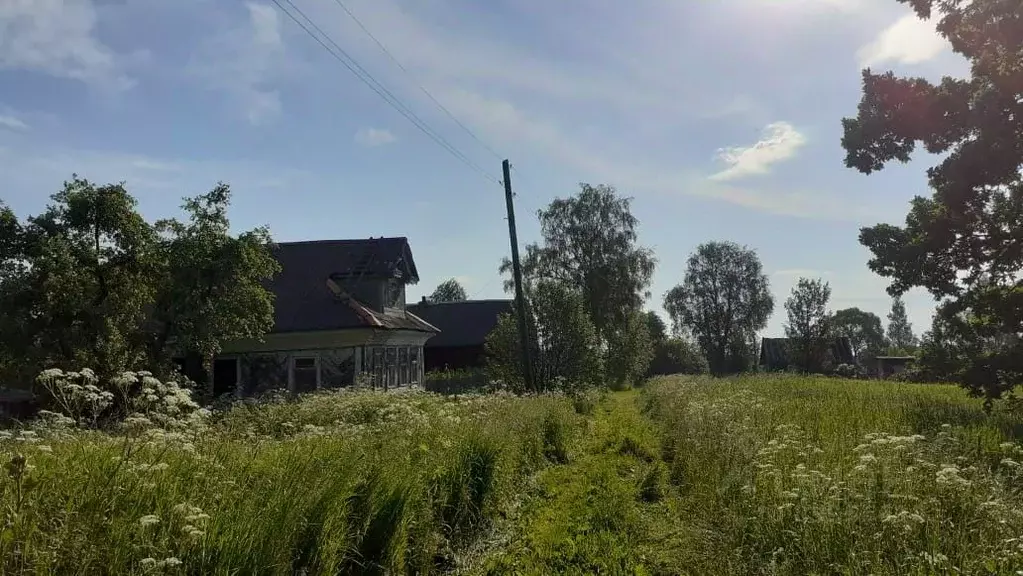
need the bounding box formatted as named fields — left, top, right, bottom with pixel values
left=324, top=237, right=420, bottom=316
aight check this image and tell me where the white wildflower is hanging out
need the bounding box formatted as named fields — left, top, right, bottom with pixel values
left=138, top=515, right=160, bottom=527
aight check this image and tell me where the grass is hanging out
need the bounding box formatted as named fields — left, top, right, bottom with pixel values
left=8, top=375, right=1023, bottom=574
left=0, top=389, right=579, bottom=575
left=472, top=374, right=1023, bottom=575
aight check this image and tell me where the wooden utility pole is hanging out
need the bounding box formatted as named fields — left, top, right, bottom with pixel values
left=502, top=160, right=535, bottom=391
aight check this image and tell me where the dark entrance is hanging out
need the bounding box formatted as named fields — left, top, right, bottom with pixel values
left=212, top=358, right=238, bottom=397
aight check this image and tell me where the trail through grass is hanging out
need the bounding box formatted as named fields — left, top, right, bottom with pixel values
left=476, top=376, right=1023, bottom=575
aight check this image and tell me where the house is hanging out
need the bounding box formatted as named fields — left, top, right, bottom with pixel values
left=759, top=337, right=856, bottom=372
left=875, top=356, right=916, bottom=378
left=406, top=298, right=512, bottom=372
left=199, top=237, right=439, bottom=397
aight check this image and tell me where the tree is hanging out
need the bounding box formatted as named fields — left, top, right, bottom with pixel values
left=644, top=310, right=668, bottom=344
left=832, top=307, right=886, bottom=364
left=500, top=183, right=656, bottom=344
left=429, top=278, right=468, bottom=303
left=886, top=296, right=917, bottom=354
left=840, top=0, right=1023, bottom=402
left=784, top=277, right=833, bottom=373
left=604, top=308, right=654, bottom=390
left=485, top=280, right=601, bottom=393
left=150, top=185, right=280, bottom=369
left=0, top=177, right=279, bottom=388
left=0, top=177, right=160, bottom=379
left=664, top=241, right=774, bottom=375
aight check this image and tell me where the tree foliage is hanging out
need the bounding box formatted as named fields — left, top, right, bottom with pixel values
left=840, top=0, right=1023, bottom=402
left=648, top=337, right=708, bottom=376
left=832, top=307, right=887, bottom=365
left=886, top=296, right=918, bottom=354
left=784, top=278, right=833, bottom=373
left=644, top=310, right=668, bottom=344
left=485, top=280, right=601, bottom=393
left=664, top=241, right=774, bottom=375
left=0, top=177, right=279, bottom=387
left=429, top=278, right=468, bottom=303
left=501, top=183, right=656, bottom=343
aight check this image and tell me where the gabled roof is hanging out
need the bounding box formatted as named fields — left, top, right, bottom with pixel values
left=267, top=238, right=430, bottom=333
left=407, top=299, right=512, bottom=348
left=759, top=336, right=856, bottom=369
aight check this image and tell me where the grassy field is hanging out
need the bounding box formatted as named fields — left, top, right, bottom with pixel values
left=0, top=390, right=580, bottom=574
left=5, top=375, right=1023, bottom=574
left=475, top=375, right=1023, bottom=575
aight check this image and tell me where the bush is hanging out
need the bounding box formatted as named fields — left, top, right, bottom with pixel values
left=485, top=280, right=602, bottom=394
left=648, top=338, right=708, bottom=377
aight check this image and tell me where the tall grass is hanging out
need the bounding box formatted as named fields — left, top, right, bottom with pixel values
left=0, top=389, right=578, bottom=575
left=643, top=374, right=1023, bottom=574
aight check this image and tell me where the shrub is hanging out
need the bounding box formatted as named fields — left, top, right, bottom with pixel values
left=648, top=338, right=708, bottom=377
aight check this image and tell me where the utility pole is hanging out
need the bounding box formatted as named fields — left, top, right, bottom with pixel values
left=502, top=160, right=535, bottom=392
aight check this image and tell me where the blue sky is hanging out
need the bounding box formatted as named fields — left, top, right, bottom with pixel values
left=0, top=0, right=970, bottom=337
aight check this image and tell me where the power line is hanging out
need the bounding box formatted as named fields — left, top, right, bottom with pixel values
left=271, top=0, right=501, bottom=186
left=326, top=0, right=504, bottom=162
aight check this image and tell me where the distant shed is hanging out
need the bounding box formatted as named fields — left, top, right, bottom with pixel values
left=407, top=298, right=512, bottom=371
left=759, top=337, right=856, bottom=371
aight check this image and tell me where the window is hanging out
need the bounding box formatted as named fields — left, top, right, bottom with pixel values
left=410, top=347, right=421, bottom=385
left=385, top=347, right=397, bottom=389
left=399, top=347, right=409, bottom=386
left=384, top=279, right=404, bottom=311
left=291, top=356, right=319, bottom=393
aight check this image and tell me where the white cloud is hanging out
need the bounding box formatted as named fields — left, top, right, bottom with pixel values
left=858, top=10, right=948, bottom=67
left=354, top=127, right=397, bottom=147
left=0, top=114, right=28, bottom=131
left=709, top=122, right=808, bottom=182
left=0, top=0, right=133, bottom=89
left=189, top=2, right=287, bottom=125
left=431, top=89, right=874, bottom=221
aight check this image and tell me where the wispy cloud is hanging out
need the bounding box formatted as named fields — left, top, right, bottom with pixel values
left=189, top=2, right=288, bottom=125
left=857, top=10, right=948, bottom=67
left=0, top=0, right=134, bottom=90
left=354, top=127, right=397, bottom=147
left=0, top=114, right=28, bottom=131
left=709, top=122, right=807, bottom=182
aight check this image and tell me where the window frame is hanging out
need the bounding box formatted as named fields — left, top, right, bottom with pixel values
left=289, top=354, right=321, bottom=392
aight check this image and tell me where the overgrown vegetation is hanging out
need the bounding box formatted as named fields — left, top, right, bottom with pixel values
left=472, top=375, right=1023, bottom=574
left=0, top=389, right=579, bottom=575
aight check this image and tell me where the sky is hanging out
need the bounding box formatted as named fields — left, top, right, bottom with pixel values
left=0, top=0, right=971, bottom=338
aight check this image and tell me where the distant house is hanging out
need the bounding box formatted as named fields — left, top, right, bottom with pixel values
left=185, top=237, right=439, bottom=397
left=406, top=298, right=512, bottom=372
left=759, top=337, right=856, bottom=372
left=875, top=356, right=916, bottom=378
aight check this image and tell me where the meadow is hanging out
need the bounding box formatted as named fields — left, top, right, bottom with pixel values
left=5, top=375, right=1023, bottom=575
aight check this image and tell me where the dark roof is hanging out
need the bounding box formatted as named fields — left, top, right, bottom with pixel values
left=267, top=238, right=432, bottom=333
left=759, top=337, right=856, bottom=369
left=407, top=299, right=512, bottom=348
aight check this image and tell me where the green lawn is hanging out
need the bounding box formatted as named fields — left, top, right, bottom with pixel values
left=6, top=376, right=1023, bottom=575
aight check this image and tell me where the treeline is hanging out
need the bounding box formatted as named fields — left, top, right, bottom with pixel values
left=470, top=184, right=929, bottom=393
